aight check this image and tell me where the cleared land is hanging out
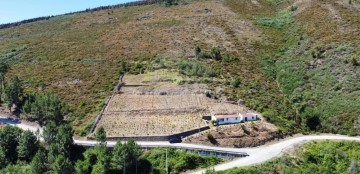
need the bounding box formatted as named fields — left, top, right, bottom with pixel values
left=98, top=69, right=250, bottom=137
left=101, top=91, right=248, bottom=137
left=98, top=112, right=206, bottom=136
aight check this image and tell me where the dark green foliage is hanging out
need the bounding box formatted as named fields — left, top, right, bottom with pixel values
left=43, top=121, right=57, bottom=146
left=119, top=58, right=130, bottom=75
left=3, top=76, right=23, bottom=111
left=0, top=146, right=8, bottom=168
left=51, top=155, right=73, bottom=174
left=22, top=92, right=66, bottom=124
left=0, top=62, right=9, bottom=104
left=349, top=55, right=359, bottom=66
left=143, top=148, right=222, bottom=174
left=301, top=107, right=322, bottom=132
left=329, top=113, right=359, bottom=136
left=230, top=77, right=241, bottom=88
left=46, top=123, right=74, bottom=165
left=17, top=130, right=39, bottom=162
left=164, top=0, right=178, bottom=7
left=177, top=60, right=218, bottom=78
left=0, top=126, right=21, bottom=164
left=112, top=141, right=126, bottom=171
left=207, top=132, right=217, bottom=144
left=211, top=47, right=222, bottom=60
left=0, top=62, right=9, bottom=76
left=95, top=126, right=106, bottom=144
left=216, top=141, right=360, bottom=174
left=112, top=139, right=142, bottom=173
left=195, top=46, right=202, bottom=59
left=30, top=149, right=47, bottom=174
left=75, top=159, right=91, bottom=174
left=221, top=53, right=239, bottom=64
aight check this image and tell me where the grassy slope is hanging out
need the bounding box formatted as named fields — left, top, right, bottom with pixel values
left=1, top=1, right=292, bottom=134
left=225, top=0, right=360, bottom=135
left=216, top=141, right=360, bottom=174
left=0, top=0, right=358, bottom=136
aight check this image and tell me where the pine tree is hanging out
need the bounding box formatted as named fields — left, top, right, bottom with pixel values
left=51, top=155, right=73, bottom=174
left=30, top=149, right=47, bottom=174
left=17, top=130, right=39, bottom=162
left=0, top=62, right=9, bottom=104
left=95, top=127, right=106, bottom=145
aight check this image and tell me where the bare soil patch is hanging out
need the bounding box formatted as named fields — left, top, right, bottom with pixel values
left=98, top=111, right=206, bottom=137
left=184, top=118, right=281, bottom=148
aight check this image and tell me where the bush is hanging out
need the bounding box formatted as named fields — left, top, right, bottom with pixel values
left=349, top=55, right=359, bottom=66
left=230, top=77, right=241, bottom=88
left=207, top=132, right=217, bottom=144
left=211, top=47, right=221, bottom=60
left=241, top=125, right=250, bottom=134
left=177, top=60, right=218, bottom=78
left=222, top=53, right=239, bottom=64
left=195, top=46, right=202, bottom=59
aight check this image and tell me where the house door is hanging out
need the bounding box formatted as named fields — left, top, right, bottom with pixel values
left=245, top=117, right=248, bottom=122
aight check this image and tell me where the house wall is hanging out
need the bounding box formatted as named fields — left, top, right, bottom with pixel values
left=216, top=117, right=241, bottom=125
left=241, top=115, right=258, bottom=122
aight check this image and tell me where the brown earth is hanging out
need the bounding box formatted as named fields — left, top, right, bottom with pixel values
left=184, top=117, right=284, bottom=148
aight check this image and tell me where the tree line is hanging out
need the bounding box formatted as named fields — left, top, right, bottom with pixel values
left=0, top=124, right=220, bottom=174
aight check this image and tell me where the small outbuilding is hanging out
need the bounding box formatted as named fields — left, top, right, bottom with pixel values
left=240, top=113, right=258, bottom=122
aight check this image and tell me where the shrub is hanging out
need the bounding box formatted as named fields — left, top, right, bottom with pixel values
left=195, top=46, right=202, bottom=59
left=230, top=77, right=241, bottom=88
left=177, top=60, right=218, bottom=78
left=211, top=47, right=221, bottom=60
left=349, top=55, right=359, bottom=66
left=256, top=10, right=294, bottom=29
left=290, top=6, right=298, bottom=12
left=222, top=53, right=239, bottom=64
left=207, top=132, right=216, bottom=144
left=241, top=125, right=250, bottom=134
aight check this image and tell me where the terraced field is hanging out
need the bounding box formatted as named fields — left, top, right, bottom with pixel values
left=99, top=112, right=206, bottom=136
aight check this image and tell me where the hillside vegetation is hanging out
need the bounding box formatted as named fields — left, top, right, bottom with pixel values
left=225, top=0, right=360, bottom=135
left=215, top=141, right=360, bottom=174
left=0, top=0, right=359, bottom=136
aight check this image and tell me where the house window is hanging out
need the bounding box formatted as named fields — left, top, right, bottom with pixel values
left=235, top=118, right=237, bottom=120
left=226, top=118, right=229, bottom=121
left=219, top=119, right=224, bottom=122
left=252, top=117, right=254, bottom=119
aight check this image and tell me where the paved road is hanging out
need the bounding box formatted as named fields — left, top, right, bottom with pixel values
left=2, top=119, right=360, bottom=173
left=191, top=135, right=360, bottom=174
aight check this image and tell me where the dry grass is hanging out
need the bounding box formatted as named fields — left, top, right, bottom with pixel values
left=107, top=94, right=203, bottom=112
left=0, top=0, right=262, bottom=132
left=98, top=112, right=206, bottom=136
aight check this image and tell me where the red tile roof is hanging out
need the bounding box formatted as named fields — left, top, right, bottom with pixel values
left=214, top=114, right=239, bottom=119
left=241, top=113, right=257, bottom=117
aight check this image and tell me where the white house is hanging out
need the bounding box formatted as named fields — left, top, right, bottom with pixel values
left=211, top=114, right=241, bottom=125
left=211, top=113, right=258, bottom=125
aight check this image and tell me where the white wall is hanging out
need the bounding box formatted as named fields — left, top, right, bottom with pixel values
left=241, top=114, right=257, bottom=122
left=216, top=117, right=241, bottom=125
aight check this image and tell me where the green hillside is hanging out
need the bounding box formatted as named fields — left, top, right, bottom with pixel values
left=216, top=141, right=360, bottom=174
left=0, top=0, right=359, bottom=135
